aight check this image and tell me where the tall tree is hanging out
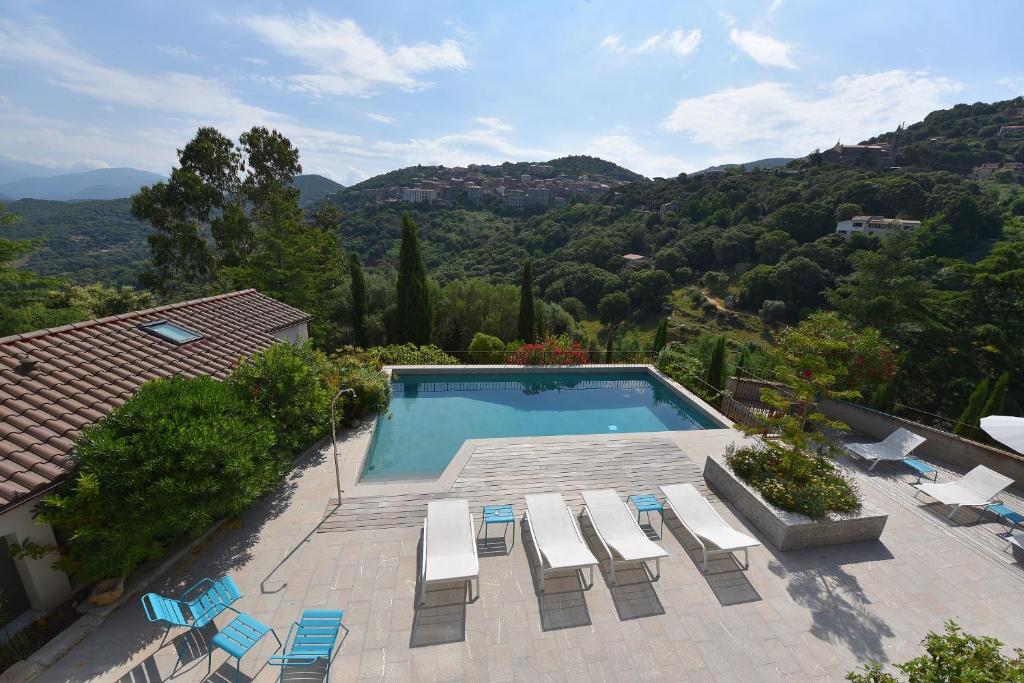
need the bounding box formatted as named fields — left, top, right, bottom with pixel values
left=131, top=126, right=301, bottom=296
left=349, top=252, right=368, bottom=347
left=517, top=260, right=536, bottom=343
left=980, top=372, right=1010, bottom=419
left=954, top=378, right=990, bottom=437
left=705, top=336, right=728, bottom=391
left=395, top=213, right=432, bottom=344
left=652, top=319, right=668, bottom=352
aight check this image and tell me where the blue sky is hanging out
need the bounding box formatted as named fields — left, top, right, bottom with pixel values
left=1, top=0, right=1022, bottom=184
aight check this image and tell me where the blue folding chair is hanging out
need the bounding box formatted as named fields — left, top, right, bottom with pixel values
left=268, top=609, right=348, bottom=681
left=141, top=576, right=242, bottom=647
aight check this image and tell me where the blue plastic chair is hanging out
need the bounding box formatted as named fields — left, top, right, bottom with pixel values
left=268, top=609, right=348, bottom=681
left=209, top=612, right=280, bottom=683
left=141, top=576, right=242, bottom=646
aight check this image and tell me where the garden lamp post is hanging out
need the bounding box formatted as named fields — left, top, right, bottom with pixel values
left=330, top=387, right=356, bottom=502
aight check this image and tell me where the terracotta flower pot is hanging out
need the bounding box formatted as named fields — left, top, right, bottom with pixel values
left=88, top=577, right=125, bottom=606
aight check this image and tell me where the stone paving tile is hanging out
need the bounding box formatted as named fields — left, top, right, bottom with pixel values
left=38, top=434, right=1024, bottom=682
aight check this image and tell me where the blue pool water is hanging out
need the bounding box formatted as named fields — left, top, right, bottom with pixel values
left=359, top=371, right=719, bottom=481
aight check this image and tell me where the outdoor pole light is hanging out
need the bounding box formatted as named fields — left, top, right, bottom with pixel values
left=330, top=387, right=356, bottom=503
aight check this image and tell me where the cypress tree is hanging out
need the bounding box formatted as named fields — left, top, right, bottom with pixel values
left=605, top=325, right=615, bottom=362
left=349, top=252, right=368, bottom=347
left=535, top=304, right=546, bottom=341
left=954, top=378, right=990, bottom=437
left=517, top=260, right=536, bottom=343
left=395, top=213, right=432, bottom=344
left=705, top=336, right=727, bottom=391
left=652, top=319, right=668, bottom=352
left=980, top=371, right=1010, bottom=419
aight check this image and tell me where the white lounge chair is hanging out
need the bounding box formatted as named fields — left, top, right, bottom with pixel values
left=523, top=493, right=599, bottom=593
left=1006, top=530, right=1024, bottom=562
left=579, top=489, right=668, bottom=584
left=660, top=484, right=760, bottom=572
left=846, top=428, right=927, bottom=471
left=418, top=499, right=479, bottom=606
left=914, top=465, right=1014, bottom=521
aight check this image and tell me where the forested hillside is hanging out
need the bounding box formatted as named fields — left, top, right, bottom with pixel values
left=1, top=99, right=1022, bottom=427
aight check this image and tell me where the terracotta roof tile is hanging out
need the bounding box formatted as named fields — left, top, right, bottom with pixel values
left=0, top=289, right=309, bottom=509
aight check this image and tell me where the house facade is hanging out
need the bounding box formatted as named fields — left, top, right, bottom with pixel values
left=835, top=215, right=921, bottom=239
left=0, top=290, right=309, bottom=621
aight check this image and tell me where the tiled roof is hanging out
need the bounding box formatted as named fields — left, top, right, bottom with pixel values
left=0, top=289, right=310, bottom=510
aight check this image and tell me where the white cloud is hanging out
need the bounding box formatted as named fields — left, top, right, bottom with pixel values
left=601, top=29, right=702, bottom=57
left=635, top=29, right=702, bottom=57
left=997, top=76, right=1024, bottom=94
left=366, top=113, right=396, bottom=124
left=728, top=28, right=796, bottom=69
left=243, top=56, right=269, bottom=66
left=0, top=18, right=276, bottom=126
left=768, top=0, right=785, bottom=14
left=243, top=12, right=469, bottom=96
left=473, top=117, right=512, bottom=131
left=158, top=45, right=202, bottom=61
left=662, top=70, right=962, bottom=160
left=584, top=133, right=684, bottom=178
left=599, top=34, right=624, bottom=53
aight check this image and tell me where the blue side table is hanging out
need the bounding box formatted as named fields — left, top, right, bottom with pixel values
left=981, top=503, right=1024, bottom=534
left=628, top=494, right=665, bottom=538
left=481, top=504, right=515, bottom=552
left=208, top=612, right=280, bottom=683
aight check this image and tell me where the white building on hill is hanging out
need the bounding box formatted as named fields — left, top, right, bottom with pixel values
left=835, top=216, right=921, bottom=239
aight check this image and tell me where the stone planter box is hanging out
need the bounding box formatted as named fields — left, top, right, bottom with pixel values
left=704, top=455, right=887, bottom=551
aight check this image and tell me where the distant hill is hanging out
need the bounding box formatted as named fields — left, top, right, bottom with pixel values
left=694, top=158, right=794, bottom=175
left=2, top=198, right=148, bottom=285
left=348, top=155, right=646, bottom=191
left=0, top=156, right=63, bottom=185
left=293, top=174, right=344, bottom=207
left=0, top=192, right=11, bottom=202
left=0, top=167, right=166, bottom=201
left=863, top=96, right=1024, bottom=173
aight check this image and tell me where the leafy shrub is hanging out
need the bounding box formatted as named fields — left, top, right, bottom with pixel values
left=657, top=343, right=703, bottom=383
left=559, top=297, right=587, bottom=321
left=701, top=270, right=730, bottom=295
left=467, top=332, right=507, bottom=363
left=507, top=337, right=589, bottom=365
left=846, top=620, right=1024, bottom=682
left=40, top=376, right=277, bottom=581
left=332, top=349, right=393, bottom=419
left=727, top=444, right=861, bottom=519
left=229, top=342, right=334, bottom=457
left=366, top=343, right=459, bottom=366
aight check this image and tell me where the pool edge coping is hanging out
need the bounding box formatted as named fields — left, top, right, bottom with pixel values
left=337, top=364, right=738, bottom=499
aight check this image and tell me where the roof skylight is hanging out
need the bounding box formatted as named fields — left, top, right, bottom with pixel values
left=139, top=321, right=203, bottom=345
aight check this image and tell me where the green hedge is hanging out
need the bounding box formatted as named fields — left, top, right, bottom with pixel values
left=41, top=376, right=277, bottom=581
left=229, top=342, right=334, bottom=458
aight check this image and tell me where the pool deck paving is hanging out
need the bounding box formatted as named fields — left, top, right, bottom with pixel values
left=37, top=426, right=1024, bottom=682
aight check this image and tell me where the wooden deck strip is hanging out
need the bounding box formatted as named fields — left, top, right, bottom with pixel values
left=320, top=436, right=708, bottom=532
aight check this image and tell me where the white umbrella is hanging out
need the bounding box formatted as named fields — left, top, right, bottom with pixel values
left=980, top=415, right=1024, bottom=454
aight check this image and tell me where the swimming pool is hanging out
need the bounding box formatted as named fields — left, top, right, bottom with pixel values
left=359, top=369, right=721, bottom=481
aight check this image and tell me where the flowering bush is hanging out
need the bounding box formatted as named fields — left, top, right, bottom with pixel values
left=507, top=337, right=590, bottom=365
left=727, top=444, right=861, bottom=519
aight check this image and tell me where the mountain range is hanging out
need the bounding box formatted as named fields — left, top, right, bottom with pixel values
left=0, top=167, right=167, bottom=201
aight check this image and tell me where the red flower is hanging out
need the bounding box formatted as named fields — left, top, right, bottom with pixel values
left=802, top=369, right=812, bottom=378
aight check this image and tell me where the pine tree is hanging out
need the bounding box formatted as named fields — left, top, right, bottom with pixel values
left=349, top=252, right=368, bottom=347
left=652, top=319, right=668, bottom=352
left=954, top=378, right=990, bottom=437
left=517, top=260, right=536, bottom=343
left=705, top=336, right=727, bottom=391
left=395, top=213, right=432, bottom=344
left=980, top=371, right=1010, bottom=419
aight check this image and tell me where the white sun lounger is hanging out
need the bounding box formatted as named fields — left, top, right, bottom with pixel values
left=914, top=465, right=1014, bottom=521
left=523, top=493, right=599, bottom=593
left=579, top=489, right=668, bottom=584
left=660, top=484, right=760, bottom=572
left=846, top=428, right=927, bottom=471
left=418, top=499, right=479, bottom=606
